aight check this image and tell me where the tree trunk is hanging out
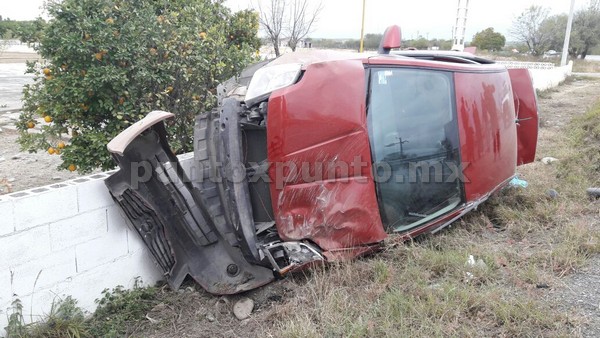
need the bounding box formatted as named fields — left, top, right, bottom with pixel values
left=273, top=38, right=281, bottom=57
left=581, top=45, right=589, bottom=59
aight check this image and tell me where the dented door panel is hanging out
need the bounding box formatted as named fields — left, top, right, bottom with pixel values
left=267, top=59, right=388, bottom=252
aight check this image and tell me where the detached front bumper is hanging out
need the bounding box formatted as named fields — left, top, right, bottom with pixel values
left=105, top=106, right=323, bottom=294
left=105, top=111, right=276, bottom=294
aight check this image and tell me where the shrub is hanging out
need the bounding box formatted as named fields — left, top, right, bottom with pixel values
left=19, top=0, right=260, bottom=172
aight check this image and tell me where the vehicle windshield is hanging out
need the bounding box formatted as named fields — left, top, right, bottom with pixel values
left=367, top=68, right=463, bottom=232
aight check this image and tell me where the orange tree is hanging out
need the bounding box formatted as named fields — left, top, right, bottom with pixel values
left=19, top=0, right=260, bottom=172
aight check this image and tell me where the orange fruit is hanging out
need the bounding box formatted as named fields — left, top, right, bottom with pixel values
left=54, top=148, right=61, bottom=155
left=26, top=121, right=35, bottom=129
left=95, top=52, right=103, bottom=61
left=105, top=18, right=114, bottom=24
left=149, top=47, right=157, bottom=55
left=199, top=32, right=207, bottom=39
left=45, top=75, right=53, bottom=81
left=68, top=164, right=77, bottom=172
left=44, top=115, right=53, bottom=123
left=48, top=147, right=55, bottom=155
left=43, top=68, right=51, bottom=76
left=57, top=141, right=66, bottom=149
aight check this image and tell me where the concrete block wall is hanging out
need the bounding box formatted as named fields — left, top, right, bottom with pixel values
left=0, top=153, right=195, bottom=336
left=529, top=61, right=573, bottom=91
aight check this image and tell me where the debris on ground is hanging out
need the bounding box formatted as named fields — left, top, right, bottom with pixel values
left=541, top=157, right=559, bottom=164
left=546, top=189, right=560, bottom=199
left=509, top=177, right=529, bottom=188
left=233, top=297, right=254, bottom=320
left=587, top=188, right=600, bottom=199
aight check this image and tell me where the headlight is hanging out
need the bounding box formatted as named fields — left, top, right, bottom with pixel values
left=245, top=63, right=302, bottom=104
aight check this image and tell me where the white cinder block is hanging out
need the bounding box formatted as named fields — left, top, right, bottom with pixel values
left=0, top=226, right=51, bottom=270
left=33, top=249, right=162, bottom=316
left=49, top=209, right=107, bottom=250
left=106, top=206, right=146, bottom=254
left=0, top=199, right=15, bottom=236
left=19, top=283, right=71, bottom=324
left=9, top=248, right=76, bottom=298
left=0, top=268, right=13, bottom=314
left=106, top=205, right=130, bottom=232
left=126, top=228, right=146, bottom=254
left=76, top=178, right=115, bottom=213
left=13, top=184, right=78, bottom=232
left=75, top=225, right=128, bottom=272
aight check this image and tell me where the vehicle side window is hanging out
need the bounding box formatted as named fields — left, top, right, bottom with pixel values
left=367, top=68, right=463, bottom=232
left=369, top=69, right=455, bottom=161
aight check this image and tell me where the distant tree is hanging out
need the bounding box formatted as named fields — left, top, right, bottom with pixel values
left=539, top=14, right=568, bottom=52
left=362, top=33, right=383, bottom=50
left=430, top=39, right=453, bottom=50
left=570, top=2, right=600, bottom=59
left=343, top=39, right=360, bottom=50
left=510, top=5, right=550, bottom=55
left=471, top=27, right=506, bottom=51
left=16, top=18, right=47, bottom=45
left=0, top=20, right=21, bottom=39
left=406, top=37, right=430, bottom=50
left=257, top=0, right=321, bottom=55
left=538, top=2, right=600, bottom=59
left=286, top=0, right=322, bottom=51
left=257, top=0, right=286, bottom=56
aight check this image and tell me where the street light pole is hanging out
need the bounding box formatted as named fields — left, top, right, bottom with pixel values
left=360, top=0, right=366, bottom=52
left=561, top=0, right=576, bottom=66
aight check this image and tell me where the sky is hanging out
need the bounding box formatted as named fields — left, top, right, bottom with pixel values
left=0, top=0, right=587, bottom=41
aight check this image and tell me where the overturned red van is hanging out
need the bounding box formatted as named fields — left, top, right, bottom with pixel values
left=105, top=25, right=538, bottom=294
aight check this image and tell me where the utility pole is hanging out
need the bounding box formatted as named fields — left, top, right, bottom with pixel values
left=452, top=0, right=470, bottom=51
left=360, top=0, right=366, bottom=52
left=561, top=0, right=576, bottom=66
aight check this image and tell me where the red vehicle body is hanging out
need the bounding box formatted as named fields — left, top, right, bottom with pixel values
left=105, top=26, right=538, bottom=294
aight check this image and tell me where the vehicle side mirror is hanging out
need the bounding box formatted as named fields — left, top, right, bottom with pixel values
left=378, top=25, right=402, bottom=54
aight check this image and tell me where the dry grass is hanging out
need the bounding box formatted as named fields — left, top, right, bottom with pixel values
left=572, top=59, right=600, bottom=73
left=265, top=92, right=600, bottom=337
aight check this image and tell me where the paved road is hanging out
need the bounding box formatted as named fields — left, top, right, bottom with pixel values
left=574, top=72, right=600, bottom=78
left=0, top=63, right=33, bottom=112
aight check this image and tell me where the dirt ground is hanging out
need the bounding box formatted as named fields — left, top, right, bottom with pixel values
left=0, top=128, right=80, bottom=194
left=533, top=78, right=600, bottom=337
